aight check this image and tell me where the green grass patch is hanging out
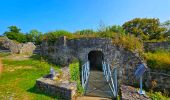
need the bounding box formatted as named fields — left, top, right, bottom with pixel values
left=69, top=60, right=84, bottom=95
left=0, top=52, right=11, bottom=57
left=147, top=91, right=170, bottom=100
left=144, top=50, right=170, bottom=70
left=0, top=53, right=61, bottom=100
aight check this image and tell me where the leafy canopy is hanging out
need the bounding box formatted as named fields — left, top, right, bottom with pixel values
left=44, top=30, right=72, bottom=42
left=3, top=26, right=26, bottom=43
left=26, top=29, right=43, bottom=45
left=122, top=18, right=166, bottom=40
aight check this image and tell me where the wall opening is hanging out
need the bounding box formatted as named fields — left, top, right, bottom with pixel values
left=88, top=51, right=104, bottom=71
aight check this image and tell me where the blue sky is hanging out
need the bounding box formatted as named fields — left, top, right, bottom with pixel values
left=0, top=0, right=170, bottom=34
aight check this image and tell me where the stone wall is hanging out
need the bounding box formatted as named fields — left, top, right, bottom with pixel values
left=144, top=41, right=170, bottom=51
left=41, top=36, right=145, bottom=86
left=36, top=76, right=77, bottom=100
left=145, top=69, right=170, bottom=93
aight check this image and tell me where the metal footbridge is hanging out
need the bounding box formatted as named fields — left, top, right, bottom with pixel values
left=81, top=61, right=118, bottom=98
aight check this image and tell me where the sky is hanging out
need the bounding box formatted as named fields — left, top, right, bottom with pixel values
left=0, top=0, right=170, bottom=34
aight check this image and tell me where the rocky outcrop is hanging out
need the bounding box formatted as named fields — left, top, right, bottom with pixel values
left=145, top=69, right=170, bottom=93
left=2, top=37, right=36, bottom=54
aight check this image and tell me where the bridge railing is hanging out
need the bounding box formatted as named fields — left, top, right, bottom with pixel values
left=102, top=61, right=118, bottom=97
left=81, top=61, right=90, bottom=89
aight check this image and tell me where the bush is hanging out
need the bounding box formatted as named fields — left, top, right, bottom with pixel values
left=112, top=33, right=144, bottom=54
left=69, top=62, right=80, bottom=81
left=144, top=50, right=170, bottom=70
left=72, top=31, right=144, bottom=54
left=44, top=30, right=73, bottom=43
left=148, top=92, right=169, bottom=100
left=4, top=26, right=27, bottom=43
left=69, top=60, right=84, bottom=95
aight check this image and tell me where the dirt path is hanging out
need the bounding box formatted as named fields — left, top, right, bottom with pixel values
left=0, top=57, right=3, bottom=73
left=76, top=96, right=111, bottom=100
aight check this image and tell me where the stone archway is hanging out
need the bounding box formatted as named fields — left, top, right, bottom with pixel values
left=88, top=50, right=104, bottom=71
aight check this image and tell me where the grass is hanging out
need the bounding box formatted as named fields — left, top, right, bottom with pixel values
left=69, top=60, right=84, bottom=95
left=144, top=50, right=170, bottom=70
left=147, top=91, right=170, bottom=100
left=0, top=53, right=61, bottom=100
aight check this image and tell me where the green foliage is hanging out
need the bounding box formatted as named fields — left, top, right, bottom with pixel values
left=122, top=18, right=167, bottom=40
left=0, top=52, right=10, bottom=57
left=74, top=29, right=95, bottom=35
left=44, top=30, right=73, bottom=42
left=106, top=25, right=125, bottom=35
left=161, top=20, right=170, bottom=39
left=76, top=80, right=84, bottom=95
left=98, top=32, right=143, bottom=54
left=148, top=92, right=169, bottom=100
left=144, top=50, right=170, bottom=70
left=26, top=29, right=43, bottom=45
left=69, top=62, right=80, bottom=81
left=114, top=34, right=143, bottom=54
left=69, top=60, right=84, bottom=95
left=4, top=26, right=26, bottom=43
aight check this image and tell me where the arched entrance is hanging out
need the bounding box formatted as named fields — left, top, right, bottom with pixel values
left=88, top=51, right=104, bottom=71
left=85, top=51, right=114, bottom=98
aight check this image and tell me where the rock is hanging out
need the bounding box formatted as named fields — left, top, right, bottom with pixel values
left=120, top=85, right=150, bottom=100
left=2, top=37, right=36, bottom=54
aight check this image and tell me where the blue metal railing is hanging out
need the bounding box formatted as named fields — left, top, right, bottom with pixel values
left=102, top=61, right=118, bottom=97
left=81, top=61, right=90, bottom=89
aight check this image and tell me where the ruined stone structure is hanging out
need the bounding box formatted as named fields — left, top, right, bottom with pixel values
left=1, top=37, right=36, bottom=54
left=41, top=36, right=170, bottom=98
left=144, top=41, right=170, bottom=51
left=36, top=75, right=77, bottom=100
left=41, top=36, right=145, bottom=86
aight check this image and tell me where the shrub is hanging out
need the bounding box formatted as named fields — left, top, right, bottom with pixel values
left=148, top=92, right=169, bottom=100
left=69, top=60, right=84, bottom=95
left=69, top=62, right=80, bottom=81
left=112, top=33, right=144, bottom=54
left=72, top=31, right=144, bottom=54
left=4, top=26, right=27, bottom=43
left=144, top=50, right=170, bottom=70
left=44, top=30, right=73, bottom=43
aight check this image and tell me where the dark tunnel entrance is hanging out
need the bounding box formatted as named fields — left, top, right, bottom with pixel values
left=88, top=51, right=104, bottom=71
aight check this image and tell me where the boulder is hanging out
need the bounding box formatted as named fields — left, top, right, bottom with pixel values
left=2, top=37, right=36, bottom=54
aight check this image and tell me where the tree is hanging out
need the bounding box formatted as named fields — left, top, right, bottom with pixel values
left=26, top=29, right=43, bottom=45
left=3, top=26, right=26, bottom=43
left=122, top=18, right=166, bottom=40
left=8, top=26, right=21, bottom=33
left=161, top=20, right=170, bottom=38
left=44, top=30, right=72, bottom=42
left=106, top=25, right=125, bottom=34
left=74, top=29, right=95, bottom=35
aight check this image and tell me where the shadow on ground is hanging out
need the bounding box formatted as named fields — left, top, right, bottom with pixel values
left=27, top=86, right=62, bottom=99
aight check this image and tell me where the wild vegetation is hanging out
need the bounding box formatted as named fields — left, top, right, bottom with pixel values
left=69, top=60, right=84, bottom=95
left=144, top=50, right=170, bottom=70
